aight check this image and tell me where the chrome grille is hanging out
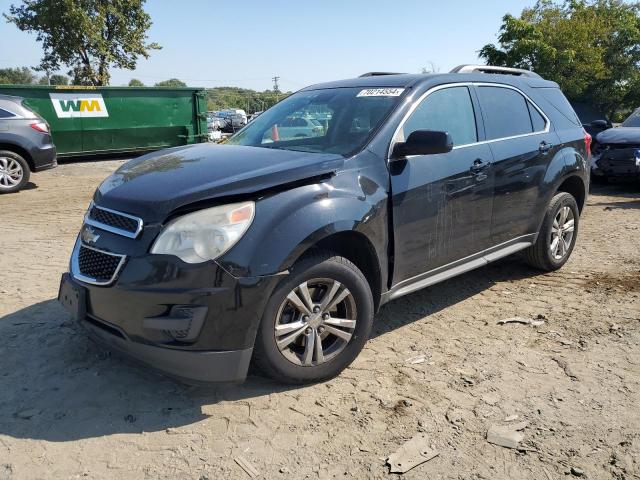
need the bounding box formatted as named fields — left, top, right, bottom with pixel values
left=85, top=203, right=143, bottom=238
left=71, top=242, right=126, bottom=286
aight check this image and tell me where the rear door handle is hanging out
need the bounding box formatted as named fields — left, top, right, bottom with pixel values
left=539, top=141, right=553, bottom=153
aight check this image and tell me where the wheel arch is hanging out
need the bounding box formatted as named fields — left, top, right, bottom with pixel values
left=297, top=230, right=383, bottom=312
left=533, top=171, right=587, bottom=241
left=555, top=174, right=586, bottom=213
left=0, top=143, right=35, bottom=171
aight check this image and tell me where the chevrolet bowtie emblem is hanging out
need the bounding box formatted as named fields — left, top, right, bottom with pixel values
left=81, top=226, right=100, bottom=244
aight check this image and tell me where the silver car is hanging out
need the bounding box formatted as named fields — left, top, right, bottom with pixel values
left=0, top=94, right=57, bottom=193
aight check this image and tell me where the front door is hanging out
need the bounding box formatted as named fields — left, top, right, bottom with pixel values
left=389, top=85, right=495, bottom=285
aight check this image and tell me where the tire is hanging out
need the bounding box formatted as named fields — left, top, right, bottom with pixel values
left=524, top=192, right=579, bottom=271
left=0, top=150, right=30, bottom=194
left=253, top=250, right=374, bottom=384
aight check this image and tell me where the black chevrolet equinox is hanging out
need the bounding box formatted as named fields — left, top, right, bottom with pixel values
left=59, top=66, right=590, bottom=384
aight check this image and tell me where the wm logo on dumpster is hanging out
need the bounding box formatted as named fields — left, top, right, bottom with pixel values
left=49, top=93, right=109, bottom=118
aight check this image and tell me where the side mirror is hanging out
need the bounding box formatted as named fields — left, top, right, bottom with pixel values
left=392, top=130, right=453, bottom=158
left=590, top=119, right=609, bottom=130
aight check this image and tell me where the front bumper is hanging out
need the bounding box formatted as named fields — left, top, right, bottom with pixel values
left=592, top=148, right=640, bottom=179
left=81, top=310, right=253, bottom=384
left=60, top=241, right=283, bottom=383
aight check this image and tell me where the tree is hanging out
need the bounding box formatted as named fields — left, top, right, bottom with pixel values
left=479, top=0, right=640, bottom=121
left=0, top=67, right=37, bottom=84
left=206, top=87, right=292, bottom=113
left=155, top=78, right=187, bottom=88
left=5, top=0, right=161, bottom=86
left=49, top=74, right=70, bottom=85
left=128, top=78, right=145, bottom=87
left=38, top=73, right=70, bottom=85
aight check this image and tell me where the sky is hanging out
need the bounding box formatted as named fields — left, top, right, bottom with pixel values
left=0, top=0, right=537, bottom=91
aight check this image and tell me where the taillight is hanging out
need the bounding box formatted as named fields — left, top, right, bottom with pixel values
left=584, top=130, right=592, bottom=157
left=30, top=121, right=49, bottom=134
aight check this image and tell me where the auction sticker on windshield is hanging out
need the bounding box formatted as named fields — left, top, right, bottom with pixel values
left=356, top=88, right=405, bottom=97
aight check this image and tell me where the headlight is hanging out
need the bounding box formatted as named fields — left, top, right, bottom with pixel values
left=150, top=201, right=254, bottom=263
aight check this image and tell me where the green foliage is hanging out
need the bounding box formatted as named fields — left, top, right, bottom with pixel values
left=48, top=74, right=70, bottom=85
left=128, top=78, right=145, bottom=87
left=0, top=67, right=69, bottom=85
left=5, top=0, right=161, bottom=86
left=480, top=0, right=640, bottom=121
left=206, top=87, right=289, bottom=113
left=154, top=78, right=187, bottom=88
left=0, top=67, right=37, bottom=84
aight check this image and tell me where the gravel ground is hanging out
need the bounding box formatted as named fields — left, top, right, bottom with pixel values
left=0, top=159, right=639, bottom=480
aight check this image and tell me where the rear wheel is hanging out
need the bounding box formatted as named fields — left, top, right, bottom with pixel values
left=524, top=192, right=579, bottom=271
left=253, top=251, right=374, bottom=384
left=0, top=151, right=30, bottom=194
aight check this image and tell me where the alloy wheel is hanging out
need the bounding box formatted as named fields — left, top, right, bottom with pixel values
left=0, top=157, right=24, bottom=189
left=550, top=206, right=575, bottom=260
left=274, top=278, right=357, bottom=367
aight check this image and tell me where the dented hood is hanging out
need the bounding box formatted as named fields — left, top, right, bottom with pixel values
left=94, top=144, right=344, bottom=222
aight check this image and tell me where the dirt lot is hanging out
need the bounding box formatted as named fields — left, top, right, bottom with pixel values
left=0, top=159, right=639, bottom=480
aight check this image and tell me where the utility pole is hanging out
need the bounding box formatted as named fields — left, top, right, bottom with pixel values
left=272, top=76, right=280, bottom=102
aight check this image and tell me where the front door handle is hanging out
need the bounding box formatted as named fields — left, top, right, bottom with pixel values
left=470, top=159, right=490, bottom=173
left=539, top=141, right=553, bottom=153
left=470, top=159, right=490, bottom=182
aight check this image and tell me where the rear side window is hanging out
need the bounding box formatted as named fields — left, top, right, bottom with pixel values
left=0, top=108, right=15, bottom=118
left=478, top=86, right=534, bottom=140
left=402, top=86, right=477, bottom=146
left=539, top=88, right=581, bottom=126
left=528, top=103, right=547, bottom=132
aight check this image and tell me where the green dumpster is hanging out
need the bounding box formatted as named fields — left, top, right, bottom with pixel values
left=0, top=85, right=208, bottom=157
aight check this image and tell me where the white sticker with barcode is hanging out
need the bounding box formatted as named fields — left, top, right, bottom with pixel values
left=356, top=88, right=405, bottom=97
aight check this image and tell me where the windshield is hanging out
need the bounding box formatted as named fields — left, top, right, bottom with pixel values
left=622, top=108, right=640, bottom=127
left=226, top=87, right=403, bottom=156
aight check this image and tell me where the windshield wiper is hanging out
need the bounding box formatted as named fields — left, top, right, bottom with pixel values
left=255, top=144, right=286, bottom=150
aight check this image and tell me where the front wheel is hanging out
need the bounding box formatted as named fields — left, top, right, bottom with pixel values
left=524, top=192, right=580, bottom=271
left=253, top=251, right=374, bottom=384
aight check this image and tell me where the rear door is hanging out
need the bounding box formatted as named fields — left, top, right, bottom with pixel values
left=475, top=84, right=559, bottom=245
left=389, top=85, right=495, bottom=284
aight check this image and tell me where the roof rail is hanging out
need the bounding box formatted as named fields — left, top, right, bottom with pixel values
left=358, top=72, right=404, bottom=77
left=450, top=64, right=541, bottom=79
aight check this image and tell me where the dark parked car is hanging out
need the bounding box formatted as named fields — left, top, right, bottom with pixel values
left=591, top=107, right=640, bottom=182
left=0, top=94, right=56, bottom=193
left=58, top=66, right=590, bottom=384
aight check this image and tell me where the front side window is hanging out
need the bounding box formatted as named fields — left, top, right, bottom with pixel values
left=401, top=86, right=477, bottom=147
left=478, top=86, right=537, bottom=140
left=227, top=87, right=402, bottom=156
